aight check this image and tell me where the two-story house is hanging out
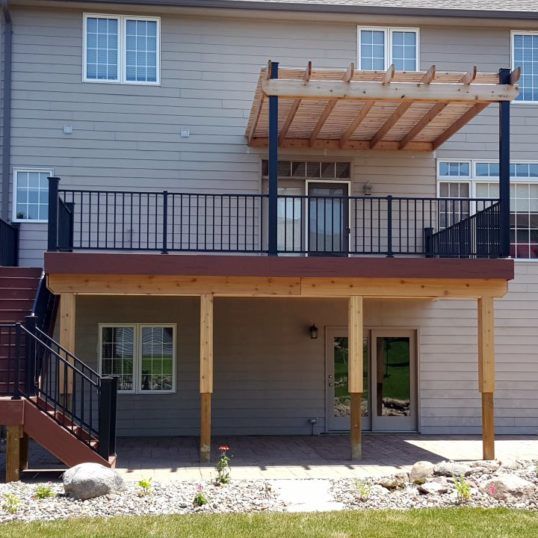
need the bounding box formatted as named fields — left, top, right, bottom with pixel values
left=0, top=0, right=535, bottom=481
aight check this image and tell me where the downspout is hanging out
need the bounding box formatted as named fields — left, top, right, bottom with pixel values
left=1, top=0, right=12, bottom=221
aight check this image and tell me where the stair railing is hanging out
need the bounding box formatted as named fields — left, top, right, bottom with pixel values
left=8, top=318, right=117, bottom=460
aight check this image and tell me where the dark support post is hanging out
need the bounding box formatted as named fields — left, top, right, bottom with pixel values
left=499, top=68, right=511, bottom=258
left=98, top=376, right=117, bottom=459
left=424, top=227, right=433, bottom=257
left=386, top=195, right=393, bottom=257
left=24, top=315, right=37, bottom=397
left=47, top=176, right=60, bottom=251
left=162, top=190, right=168, bottom=254
left=268, top=61, right=279, bottom=256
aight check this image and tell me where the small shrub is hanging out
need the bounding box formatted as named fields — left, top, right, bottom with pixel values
left=215, top=445, right=231, bottom=485
left=137, top=478, right=153, bottom=496
left=3, top=493, right=21, bottom=514
left=34, top=484, right=55, bottom=500
left=355, top=480, right=371, bottom=502
left=453, top=475, right=472, bottom=503
left=193, top=484, right=208, bottom=507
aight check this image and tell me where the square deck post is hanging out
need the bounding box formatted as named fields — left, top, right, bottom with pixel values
left=348, top=296, right=364, bottom=460
left=499, top=68, right=511, bottom=258
left=59, top=293, right=76, bottom=408
left=268, top=61, right=279, bottom=256
left=200, top=294, right=214, bottom=463
left=478, top=296, right=495, bottom=460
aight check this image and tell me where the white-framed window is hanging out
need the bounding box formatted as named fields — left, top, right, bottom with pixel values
left=83, top=13, right=160, bottom=84
left=357, top=27, right=419, bottom=71
left=511, top=31, right=538, bottom=103
left=99, top=324, right=176, bottom=393
left=13, top=169, right=53, bottom=223
left=437, top=159, right=538, bottom=259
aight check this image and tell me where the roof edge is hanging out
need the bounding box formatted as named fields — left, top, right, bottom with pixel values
left=25, top=0, right=538, bottom=21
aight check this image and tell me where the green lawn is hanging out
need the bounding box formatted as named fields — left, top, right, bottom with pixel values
left=1, top=509, right=538, bottom=538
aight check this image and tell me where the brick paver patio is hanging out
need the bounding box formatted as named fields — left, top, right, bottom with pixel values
left=4, top=433, right=537, bottom=482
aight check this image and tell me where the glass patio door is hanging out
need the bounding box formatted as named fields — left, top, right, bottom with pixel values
left=307, top=182, right=349, bottom=256
left=325, top=328, right=370, bottom=431
left=370, top=330, right=417, bottom=431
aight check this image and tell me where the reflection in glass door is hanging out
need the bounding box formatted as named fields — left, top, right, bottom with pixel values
left=371, top=330, right=417, bottom=431
left=307, top=182, right=349, bottom=256
left=326, top=329, right=369, bottom=431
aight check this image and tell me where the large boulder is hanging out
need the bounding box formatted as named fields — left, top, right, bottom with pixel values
left=484, top=474, right=535, bottom=501
left=63, top=462, right=125, bottom=500
left=410, top=461, right=434, bottom=484
left=434, top=461, right=472, bottom=477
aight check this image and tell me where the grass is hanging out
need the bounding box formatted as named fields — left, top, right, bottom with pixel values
left=1, top=509, right=538, bottom=538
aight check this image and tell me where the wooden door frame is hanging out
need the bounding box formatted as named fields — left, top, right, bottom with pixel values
left=324, top=325, right=371, bottom=432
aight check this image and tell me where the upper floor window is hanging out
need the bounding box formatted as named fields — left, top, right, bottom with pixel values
left=358, top=27, right=419, bottom=71
left=13, top=169, right=52, bottom=222
left=83, top=14, right=160, bottom=84
left=512, top=31, right=538, bottom=102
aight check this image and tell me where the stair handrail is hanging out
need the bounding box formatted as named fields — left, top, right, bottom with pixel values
left=14, top=321, right=117, bottom=459
left=30, top=272, right=59, bottom=336
left=34, top=326, right=101, bottom=382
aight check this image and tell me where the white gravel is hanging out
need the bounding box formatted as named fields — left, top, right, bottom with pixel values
left=0, top=480, right=285, bottom=523
left=332, top=460, right=538, bottom=511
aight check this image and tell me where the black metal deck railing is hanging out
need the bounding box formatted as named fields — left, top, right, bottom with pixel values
left=47, top=179, right=502, bottom=259
left=0, top=218, right=19, bottom=266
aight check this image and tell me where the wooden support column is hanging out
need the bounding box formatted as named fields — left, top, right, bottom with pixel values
left=5, top=425, right=23, bottom=482
left=478, top=296, right=495, bottom=460
left=59, top=293, right=76, bottom=406
left=348, top=296, right=364, bottom=460
left=200, top=294, right=214, bottom=463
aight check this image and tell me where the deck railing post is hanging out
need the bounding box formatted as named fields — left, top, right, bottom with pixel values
left=268, top=61, right=279, bottom=256
left=498, top=68, right=511, bottom=258
left=23, top=315, right=37, bottom=397
left=162, top=190, right=169, bottom=254
left=424, top=227, right=434, bottom=257
left=386, top=195, right=393, bottom=257
left=47, top=176, right=60, bottom=251
left=98, top=376, right=115, bottom=459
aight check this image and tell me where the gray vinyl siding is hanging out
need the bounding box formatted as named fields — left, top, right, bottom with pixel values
left=5, top=5, right=538, bottom=435
left=76, top=287, right=538, bottom=437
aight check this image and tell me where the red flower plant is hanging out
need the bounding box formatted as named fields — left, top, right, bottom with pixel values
left=219, top=445, right=230, bottom=452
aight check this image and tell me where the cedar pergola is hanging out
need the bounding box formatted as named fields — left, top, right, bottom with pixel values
left=246, top=62, right=520, bottom=151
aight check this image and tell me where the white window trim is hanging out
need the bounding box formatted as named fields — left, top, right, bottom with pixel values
left=357, top=26, right=420, bottom=71
left=98, top=323, right=176, bottom=394
left=510, top=30, right=538, bottom=105
left=83, top=13, right=161, bottom=85
left=12, top=168, right=53, bottom=223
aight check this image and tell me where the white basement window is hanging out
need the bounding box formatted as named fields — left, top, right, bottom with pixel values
left=13, top=169, right=52, bottom=223
left=99, top=324, right=176, bottom=393
left=358, top=27, right=419, bottom=71
left=84, top=14, right=160, bottom=84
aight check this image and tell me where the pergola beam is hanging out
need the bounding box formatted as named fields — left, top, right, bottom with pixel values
left=370, top=102, right=412, bottom=149
left=432, top=103, right=489, bottom=149
left=262, top=79, right=518, bottom=103
left=399, top=102, right=447, bottom=149
left=309, top=99, right=337, bottom=146
left=339, top=101, right=374, bottom=147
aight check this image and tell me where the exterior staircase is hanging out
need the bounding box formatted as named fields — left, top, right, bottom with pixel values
left=0, top=267, right=41, bottom=394
left=0, top=267, right=117, bottom=480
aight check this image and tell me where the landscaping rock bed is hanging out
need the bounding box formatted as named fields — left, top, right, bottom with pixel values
left=332, top=459, right=538, bottom=510
left=0, top=480, right=285, bottom=523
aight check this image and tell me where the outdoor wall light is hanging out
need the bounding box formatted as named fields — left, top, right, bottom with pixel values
left=362, top=181, right=373, bottom=196
left=309, top=324, right=319, bottom=339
